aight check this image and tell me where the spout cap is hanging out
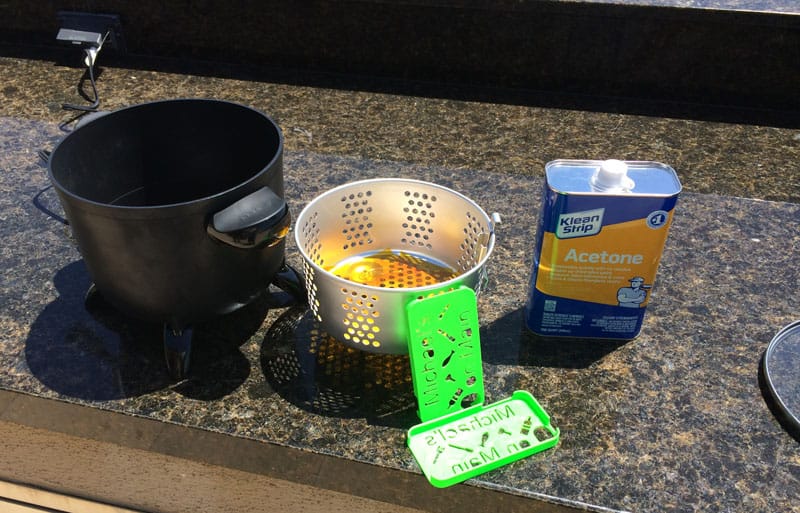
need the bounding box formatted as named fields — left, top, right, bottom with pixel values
left=591, top=159, right=635, bottom=192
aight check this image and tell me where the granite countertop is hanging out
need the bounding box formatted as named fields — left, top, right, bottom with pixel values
left=1, top=51, right=799, bottom=513
left=553, top=0, right=800, bottom=11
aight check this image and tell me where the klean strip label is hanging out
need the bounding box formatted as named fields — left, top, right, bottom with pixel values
left=536, top=210, right=674, bottom=306
left=556, top=208, right=605, bottom=238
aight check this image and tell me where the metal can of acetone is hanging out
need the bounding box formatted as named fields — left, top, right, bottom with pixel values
left=524, top=159, right=681, bottom=340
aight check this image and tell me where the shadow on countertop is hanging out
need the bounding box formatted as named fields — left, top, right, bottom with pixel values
left=481, top=308, right=628, bottom=368
left=260, top=306, right=419, bottom=428
left=24, top=260, right=261, bottom=402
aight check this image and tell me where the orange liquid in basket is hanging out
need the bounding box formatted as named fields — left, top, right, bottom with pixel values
left=326, top=249, right=458, bottom=288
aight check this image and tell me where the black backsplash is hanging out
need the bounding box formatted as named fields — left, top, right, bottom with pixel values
left=2, top=0, right=799, bottom=118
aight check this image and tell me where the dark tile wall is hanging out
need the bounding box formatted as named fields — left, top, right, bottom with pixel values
left=2, top=0, right=799, bottom=116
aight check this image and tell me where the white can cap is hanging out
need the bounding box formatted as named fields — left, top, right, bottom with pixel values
left=591, top=159, right=635, bottom=192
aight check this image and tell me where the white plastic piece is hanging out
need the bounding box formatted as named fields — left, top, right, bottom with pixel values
left=590, top=159, right=635, bottom=192
left=82, top=32, right=109, bottom=67
left=84, top=46, right=99, bottom=67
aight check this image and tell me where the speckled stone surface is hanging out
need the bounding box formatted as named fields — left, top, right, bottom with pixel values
left=3, top=56, right=799, bottom=204
left=1, top=54, right=800, bottom=512
left=556, top=0, right=799, bottom=10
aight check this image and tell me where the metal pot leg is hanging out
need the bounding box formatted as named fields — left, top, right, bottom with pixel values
left=270, top=260, right=307, bottom=306
left=163, top=325, right=193, bottom=381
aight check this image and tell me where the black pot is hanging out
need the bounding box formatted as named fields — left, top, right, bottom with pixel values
left=47, top=99, right=304, bottom=378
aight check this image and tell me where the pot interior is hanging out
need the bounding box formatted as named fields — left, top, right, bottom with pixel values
left=49, top=100, right=281, bottom=206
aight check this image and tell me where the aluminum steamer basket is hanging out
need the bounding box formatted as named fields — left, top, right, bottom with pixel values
left=295, top=178, right=498, bottom=354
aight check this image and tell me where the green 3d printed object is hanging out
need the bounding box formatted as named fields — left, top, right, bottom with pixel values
left=407, top=390, right=560, bottom=488
left=406, top=287, right=485, bottom=422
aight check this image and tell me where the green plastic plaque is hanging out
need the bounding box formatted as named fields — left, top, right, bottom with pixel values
left=406, top=287, right=485, bottom=422
left=407, top=390, right=560, bottom=488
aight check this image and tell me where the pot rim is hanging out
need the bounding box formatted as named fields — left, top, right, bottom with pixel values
left=47, top=98, right=284, bottom=215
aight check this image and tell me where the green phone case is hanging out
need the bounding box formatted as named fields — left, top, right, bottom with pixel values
left=407, top=390, right=560, bottom=488
left=406, top=287, right=485, bottom=422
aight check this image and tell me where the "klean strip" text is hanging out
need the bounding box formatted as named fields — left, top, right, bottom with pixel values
left=555, top=208, right=604, bottom=239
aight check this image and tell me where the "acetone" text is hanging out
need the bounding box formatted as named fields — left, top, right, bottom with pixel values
left=564, top=248, right=643, bottom=264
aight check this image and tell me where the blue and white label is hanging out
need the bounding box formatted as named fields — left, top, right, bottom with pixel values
left=556, top=208, right=605, bottom=239
left=646, top=210, right=670, bottom=229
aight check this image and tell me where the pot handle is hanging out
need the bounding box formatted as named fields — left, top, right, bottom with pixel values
left=207, top=186, right=291, bottom=249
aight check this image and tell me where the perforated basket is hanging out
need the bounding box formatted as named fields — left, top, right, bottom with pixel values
left=294, top=178, right=497, bottom=354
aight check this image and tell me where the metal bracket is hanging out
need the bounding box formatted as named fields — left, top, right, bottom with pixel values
left=56, top=11, right=126, bottom=54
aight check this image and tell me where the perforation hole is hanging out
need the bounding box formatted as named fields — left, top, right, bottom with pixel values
left=461, top=393, right=479, bottom=408
left=534, top=427, right=554, bottom=442
left=399, top=189, right=439, bottom=249
left=339, top=190, right=374, bottom=251
left=338, top=287, right=383, bottom=348
left=456, top=211, right=489, bottom=272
